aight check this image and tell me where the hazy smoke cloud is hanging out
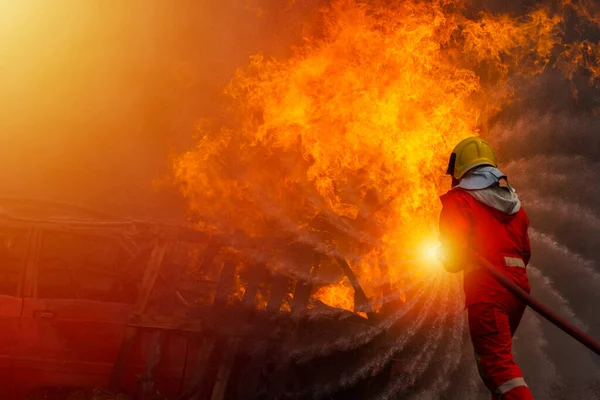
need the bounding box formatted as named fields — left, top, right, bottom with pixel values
left=489, top=67, right=600, bottom=396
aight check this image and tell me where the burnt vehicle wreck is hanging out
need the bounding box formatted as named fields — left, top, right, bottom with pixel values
left=0, top=197, right=441, bottom=400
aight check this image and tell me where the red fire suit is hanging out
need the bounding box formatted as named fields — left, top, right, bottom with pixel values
left=439, top=188, right=533, bottom=400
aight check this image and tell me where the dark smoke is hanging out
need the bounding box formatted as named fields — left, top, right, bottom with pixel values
left=490, top=70, right=600, bottom=398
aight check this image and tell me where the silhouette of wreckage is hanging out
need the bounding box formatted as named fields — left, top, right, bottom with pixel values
left=0, top=197, right=435, bottom=400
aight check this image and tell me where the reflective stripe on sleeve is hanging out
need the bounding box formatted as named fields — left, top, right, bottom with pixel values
left=504, top=257, right=525, bottom=268
left=496, top=377, right=528, bottom=394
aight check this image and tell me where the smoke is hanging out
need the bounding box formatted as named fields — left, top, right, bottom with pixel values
left=489, top=70, right=600, bottom=396
left=0, top=0, right=310, bottom=219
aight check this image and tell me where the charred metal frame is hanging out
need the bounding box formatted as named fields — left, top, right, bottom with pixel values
left=0, top=199, right=385, bottom=400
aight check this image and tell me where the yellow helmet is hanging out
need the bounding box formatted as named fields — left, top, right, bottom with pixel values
left=446, top=137, right=497, bottom=179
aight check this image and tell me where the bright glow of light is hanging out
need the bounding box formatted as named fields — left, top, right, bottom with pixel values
left=417, top=240, right=443, bottom=276
left=423, top=241, right=441, bottom=262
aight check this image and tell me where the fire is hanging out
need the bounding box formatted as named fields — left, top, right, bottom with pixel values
left=313, top=277, right=354, bottom=312
left=174, top=1, right=597, bottom=312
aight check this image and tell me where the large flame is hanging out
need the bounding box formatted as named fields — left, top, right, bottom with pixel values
left=174, top=0, right=594, bottom=312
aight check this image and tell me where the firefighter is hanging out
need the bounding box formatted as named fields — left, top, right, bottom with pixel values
left=438, top=137, right=534, bottom=400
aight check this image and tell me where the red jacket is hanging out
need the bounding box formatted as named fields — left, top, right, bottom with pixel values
left=439, top=188, right=531, bottom=308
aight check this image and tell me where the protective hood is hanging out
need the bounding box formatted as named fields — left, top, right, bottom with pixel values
left=454, top=167, right=521, bottom=215
left=454, top=166, right=506, bottom=190
left=466, top=184, right=521, bottom=215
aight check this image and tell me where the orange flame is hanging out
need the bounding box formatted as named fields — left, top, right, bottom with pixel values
left=174, top=0, right=594, bottom=312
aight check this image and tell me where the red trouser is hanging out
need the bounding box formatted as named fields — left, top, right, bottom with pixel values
left=468, top=299, right=533, bottom=400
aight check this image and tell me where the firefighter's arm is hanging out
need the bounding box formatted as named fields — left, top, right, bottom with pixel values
left=438, top=196, right=472, bottom=273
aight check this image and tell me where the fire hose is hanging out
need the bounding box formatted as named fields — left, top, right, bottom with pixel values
left=474, top=253, right=600, bottom=357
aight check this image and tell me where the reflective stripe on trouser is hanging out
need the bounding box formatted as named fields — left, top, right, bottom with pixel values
left=496, top=377, right=528, bottom=395
left=468, top=301, right=532, bottom=399
left=493, top=385, right=533, bottom=400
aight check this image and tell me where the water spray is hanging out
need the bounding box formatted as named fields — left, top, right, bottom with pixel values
left=473, top=253, right=600, bottom=357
